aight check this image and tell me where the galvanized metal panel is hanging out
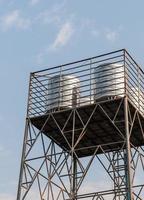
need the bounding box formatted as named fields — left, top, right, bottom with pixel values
left=93, top=63, right=125, bottom=100
left=48, top=75, right=80, bottom=110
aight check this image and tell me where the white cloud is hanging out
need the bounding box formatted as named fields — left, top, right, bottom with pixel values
left=105, top=30, right=118, bottom=42
left=36, top=22, right=74, bottom=64
left=29, top=0, right=41, bottom=6
left=36, top=2, right=66, bottom=25
left=37, top=9, right=61, bottom=25
left=91, top=27, right=119, bottom=42
left=50, top=22, right=74, bottom=50
left=0, top=10, right=31, bottom=31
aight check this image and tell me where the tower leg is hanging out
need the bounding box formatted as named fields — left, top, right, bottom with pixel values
left=17, top=119, right=29, bottom=200
left=124, top=97, right=133, bottom=200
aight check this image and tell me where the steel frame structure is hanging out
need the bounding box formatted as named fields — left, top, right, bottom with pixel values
left=17, top=49, right=144, bottom=200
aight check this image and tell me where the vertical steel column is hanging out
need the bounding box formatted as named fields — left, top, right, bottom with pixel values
left=16, top=74, right=32, bottom=200
left=124, top=50, right=133, bottom=200
left=124, top=97, right=133, bottom=200
left=16, top=119, right=29, bottom=200
left=71, top=109, right=77, bottom=200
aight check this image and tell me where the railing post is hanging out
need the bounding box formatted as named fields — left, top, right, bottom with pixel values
left=124, top=49, right=127, bottom=97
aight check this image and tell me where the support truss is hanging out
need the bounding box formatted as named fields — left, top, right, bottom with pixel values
left=17, top=97, right=144, bottom=200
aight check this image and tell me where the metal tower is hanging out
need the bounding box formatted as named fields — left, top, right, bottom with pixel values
left=17, top=49, right=144, bottom=200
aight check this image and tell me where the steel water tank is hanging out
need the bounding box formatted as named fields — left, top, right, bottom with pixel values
left=80, top=97, right=93, bottom=106
left=93, top=63, right=125, bottom=100
left=48, top=75, right=80, bottom=110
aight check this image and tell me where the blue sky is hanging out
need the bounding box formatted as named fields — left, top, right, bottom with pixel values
left=0, top=0, right=144, bottom=199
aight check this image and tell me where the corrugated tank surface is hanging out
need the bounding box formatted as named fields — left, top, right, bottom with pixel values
left=47, top=75, right=80, bottom=110
left=93, top=63, right=125, bottom=100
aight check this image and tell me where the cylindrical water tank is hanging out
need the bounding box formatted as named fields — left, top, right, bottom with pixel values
left=48, top=75, right=80, bottom=110
left=80, top=97, right=93, bottom=107
left=93, top=63, right=125, bottom=100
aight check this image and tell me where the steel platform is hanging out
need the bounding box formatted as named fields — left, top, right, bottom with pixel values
left=30, top=98, right=144, bottom=157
